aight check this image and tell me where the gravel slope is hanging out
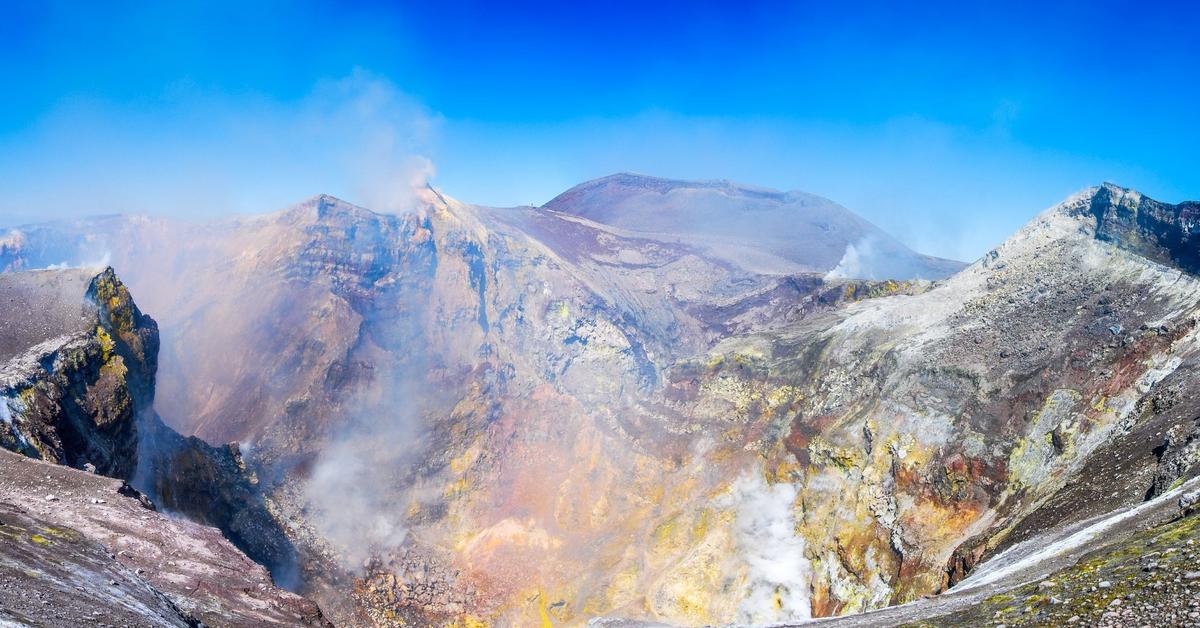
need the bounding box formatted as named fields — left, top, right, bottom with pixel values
left=0, top=449, right=327, bottom=627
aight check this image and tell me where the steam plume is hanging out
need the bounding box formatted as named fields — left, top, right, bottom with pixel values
left=727, top=473, right=813, bottom=623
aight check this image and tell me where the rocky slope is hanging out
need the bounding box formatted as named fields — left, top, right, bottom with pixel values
left=932, top=495, right=1200, bottom=627
left=0, top=267, right=327, bottom=625
left=627, top=183, right=1200, bottom=621
left=1, top=178, right=1197, bottom=627
left=767, top=480, right=1200, bottom=627
left=0, top=448, right=327, bottom=627
left=591, top=480, right=1200, bottom=627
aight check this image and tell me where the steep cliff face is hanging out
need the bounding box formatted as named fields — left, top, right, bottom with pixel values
left=1070, top=182, right=1200, bottom=274
left=0, top=268, right=156, bottom=477
left=135, top=413, right=308, bottom=588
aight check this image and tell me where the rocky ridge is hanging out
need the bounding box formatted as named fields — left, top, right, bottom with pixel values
left=936, top=498, right=1200, bottom=627
left=791, top=483, right=1200, bottom=627
left=543, top=173, right=964, bottom=278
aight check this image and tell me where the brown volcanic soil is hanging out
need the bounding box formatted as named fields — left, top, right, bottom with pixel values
left=0, top=448, right=328, bottom=627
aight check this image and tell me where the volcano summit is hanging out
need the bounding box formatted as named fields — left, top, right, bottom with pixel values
left=2, top=177, right=1199, bottom=627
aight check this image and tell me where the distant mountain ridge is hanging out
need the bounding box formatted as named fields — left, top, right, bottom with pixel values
left=0, top=173, right=965, bottom=281
left=543, top=173, right=965, bottom=278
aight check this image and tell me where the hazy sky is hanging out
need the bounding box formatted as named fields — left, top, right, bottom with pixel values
left=1, top=1, right=1197, bottom=260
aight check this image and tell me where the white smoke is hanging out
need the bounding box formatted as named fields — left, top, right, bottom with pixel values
left=304, top=433, right=416, bottom=569
left=0, top=395, right=32, bottom=450
left=726, top=472, right=813, bottom=624
left=44, top=250, right=112, bottom=270
left=825, top=235, right=928, bottom=281
left=301, top=363, right=441, bottom=570
left=301, top=70, right=439, bottom=214
left=0, top=70, right=440, bottom=223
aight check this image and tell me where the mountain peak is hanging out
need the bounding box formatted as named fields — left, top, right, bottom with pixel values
left=310, top=193, right=373, bottom=215
left=539, top=172, right=964, bottom=279
left=295, top=189, right=455, bottom=219
left=274, top=194, right=386, bottom=225
left=1055, top=183, right=1200, bottom=274
left=545, top=173, right=792, bottom=208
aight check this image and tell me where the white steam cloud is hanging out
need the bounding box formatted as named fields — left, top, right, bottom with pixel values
left=300, top=71, right=439, bottom=214
left=727, top=472, right=813, bottom=624
left=0, top=69, right=440, bottom=224
left=303, top=432, right=417, bottom=569
left=301, top=377, right=433, bottom=570
left=44, top=251, right=112, bottom=271
left=825, top=235, right=933, bottom=281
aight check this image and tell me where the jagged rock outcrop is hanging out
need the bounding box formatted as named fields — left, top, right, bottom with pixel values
left=0, top=268, right=156, bottom=477
left=1066, top=182, right=1200, bottom=274
left=0, top=267, right=326, bottom=626
left=135, top=415, right=306, bottom=586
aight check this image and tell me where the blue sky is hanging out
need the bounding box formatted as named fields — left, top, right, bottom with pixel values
left=1, top=1, right=1197, bottom=260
